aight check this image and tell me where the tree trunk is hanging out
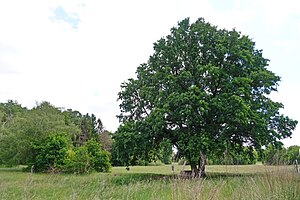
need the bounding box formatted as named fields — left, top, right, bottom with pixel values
left=189, top=152, right=207, bottom=178
left=190, top=162, right=199, bottom=178
left=198, top=152, right=207, bottom=178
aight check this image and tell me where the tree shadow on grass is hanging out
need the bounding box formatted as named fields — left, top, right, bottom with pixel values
left=205, top=172, right=263, bottom=179
left=110, top=173, right=171, bottom=186
left=109, top=171, right=269, bottom=185
left=0, top=166, right=24, bottom=172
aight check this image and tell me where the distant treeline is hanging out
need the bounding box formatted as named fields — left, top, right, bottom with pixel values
left=0, top=100, right=111, bottom=173
left=1, top=100, right=298, bottom=173
left=206, top=145, right=300, bottom=165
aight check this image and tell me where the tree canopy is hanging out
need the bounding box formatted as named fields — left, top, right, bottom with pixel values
left=0, top=100, right=111, bottom=173
left=116, top=18, right=298, bottom=176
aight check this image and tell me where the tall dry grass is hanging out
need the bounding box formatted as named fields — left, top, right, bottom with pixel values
left=0, top=164, right=299, bottom=199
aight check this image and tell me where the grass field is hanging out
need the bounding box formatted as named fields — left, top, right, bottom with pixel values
left=1, top=164, right=300, bottom=199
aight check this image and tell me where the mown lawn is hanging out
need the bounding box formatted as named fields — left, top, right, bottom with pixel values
left=0, top=164, right=299, bottom=199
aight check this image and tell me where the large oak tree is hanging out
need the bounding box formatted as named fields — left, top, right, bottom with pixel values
left=116, top=18, right=298, bottom=177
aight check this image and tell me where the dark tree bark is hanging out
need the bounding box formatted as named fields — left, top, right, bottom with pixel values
left=189, top=152, right=207, bottom=178
left=199, top=152, right=207, bottom=178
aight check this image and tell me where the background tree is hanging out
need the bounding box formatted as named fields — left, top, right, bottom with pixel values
left=116, top=18, right=298, bottom=177
left=0, top=100, right=26, bottom=128
left=263, top=145, right=288, bottom=165
left=0, top=100, right=111, bottom=174
left=99, top=130, right=113, bottom=152
left=263, top=145, right=300, bottom=165
left=0, top=101, right=80, bottom=166
left=286, top=145, right=300, bottom=164
left=209, top=146, right=258, bottom=165
left=112, top=122, right=154, bottom=167
left=63, top=110, right=104, bottom=146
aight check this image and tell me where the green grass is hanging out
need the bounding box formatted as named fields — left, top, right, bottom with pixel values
left=1, top=164, right=300, bottom=199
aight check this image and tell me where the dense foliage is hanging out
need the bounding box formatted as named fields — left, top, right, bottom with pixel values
left=62, top=139, right=111, bottom=174
left=208, top=146, right=258, bottom=165
left=263, top=145, right=300, bottom=165
left=32, top=133, right=70, bottom=172
left=0, top=101, right=79, bottom=165
left=0, top=100, right=111, bottom=174
left=111, top=122, right=173, bottom=166
left=115, top=18, right=298, bottom=176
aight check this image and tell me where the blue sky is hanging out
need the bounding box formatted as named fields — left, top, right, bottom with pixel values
left=50, top=6, right=80, bottom=29
left=0, top=0, right=299, bottom=146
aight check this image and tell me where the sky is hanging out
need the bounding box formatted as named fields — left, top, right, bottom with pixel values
left=0, top=0, right=299, bottom=147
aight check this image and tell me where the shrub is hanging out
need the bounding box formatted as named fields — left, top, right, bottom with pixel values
left=32, top=133, right=69, bottom=172
left=62, top=140, right=111, bottom=174
left=62, top=147, right=90, bottom=174
left=85, top=139, right=111, bottom=172
left=62, top=149, right=76, bottom=171
left=31, top=134, right=111, bottom=174
left=73, top=146, right=92, bottom=174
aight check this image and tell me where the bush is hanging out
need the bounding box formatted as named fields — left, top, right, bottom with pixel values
left=32, top=133, right=70, bottom=172
left=85, top=140, right=111, bottom=172
left=62, top=140, right=111, bottom=174
left=30, top=133, right=111, bottom=174
left=62, top=147, right=90, bottom=174
left=69, top=146, right=91, bottom=174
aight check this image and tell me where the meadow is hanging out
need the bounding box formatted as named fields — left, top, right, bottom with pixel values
left=1, top=164, right=300, bottom=200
